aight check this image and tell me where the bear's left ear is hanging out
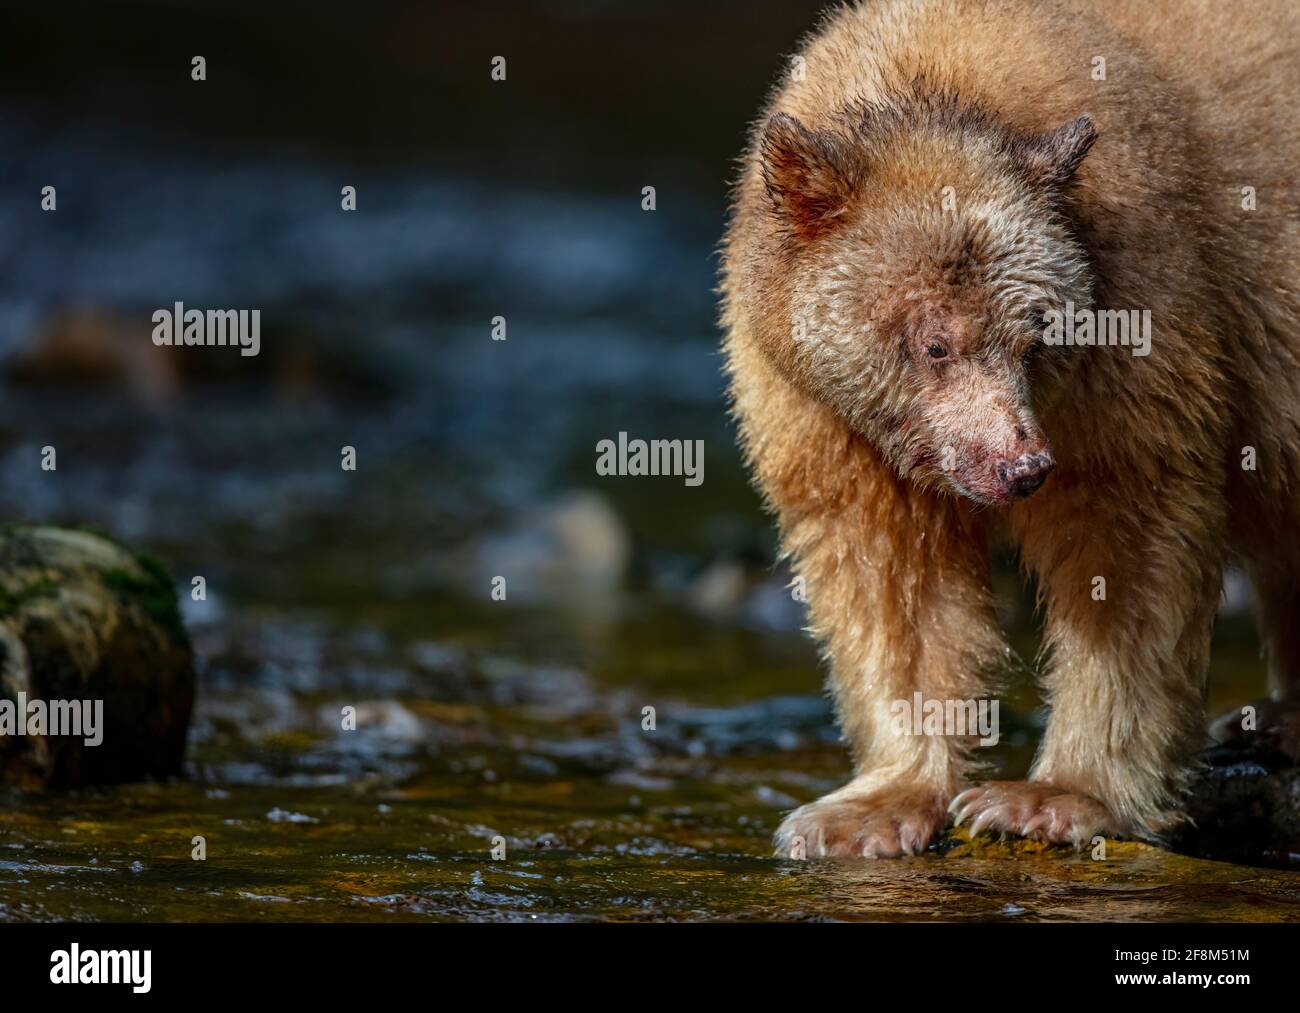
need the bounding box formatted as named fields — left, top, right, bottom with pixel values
left=1016, top=115, right=1097, bottom=189
left=759, top=112, right=860, bottom=239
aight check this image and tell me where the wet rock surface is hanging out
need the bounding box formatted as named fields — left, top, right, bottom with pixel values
left=1171, top=742, right=1300, bottom=868
left=0, top=527, right=194, bottom=790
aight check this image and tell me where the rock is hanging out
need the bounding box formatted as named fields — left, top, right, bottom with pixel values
left=933, top=740, right=1300, bottom=868
left=0, top=527, right=194, bottom=789
left=5, top=307, right=182, bottom=409
left=467, top=490, right=631, bottom=605
left=683, top=560, right=806, bottom=633
left=1168, top=741, right=1300, bottom=867
left=6, top=306, right=395, bottom=409
left=684, top=560, right=749, bottom=615
left=1209, top=696, right=1300, bottom=762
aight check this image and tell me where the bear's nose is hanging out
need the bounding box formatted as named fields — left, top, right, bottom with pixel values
left=995, top=451, right=1056, bottom=499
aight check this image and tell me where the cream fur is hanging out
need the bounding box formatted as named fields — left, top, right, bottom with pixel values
left=720, top=0, right=1300, bottom=856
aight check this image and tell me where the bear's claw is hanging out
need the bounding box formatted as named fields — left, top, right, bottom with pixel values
left=775, top=785, right=948, bottom=859
left=949, top=781, right=1116, bottom=846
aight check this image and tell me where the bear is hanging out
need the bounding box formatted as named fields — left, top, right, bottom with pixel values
left=720, top=0, right=1300, bottom=858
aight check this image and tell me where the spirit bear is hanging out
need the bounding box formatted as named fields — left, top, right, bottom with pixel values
left=720, top=0, right=1300, bottom=856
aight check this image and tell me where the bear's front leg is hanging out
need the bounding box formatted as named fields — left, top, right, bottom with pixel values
left=954, top=470, right=1225, bottom=844
left=770, top=441, right=1008, bottom=859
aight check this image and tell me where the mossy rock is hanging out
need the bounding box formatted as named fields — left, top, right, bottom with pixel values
left=0, top=527, right=194, bottom=789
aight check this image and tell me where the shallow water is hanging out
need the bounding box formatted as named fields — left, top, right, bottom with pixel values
left=7, top=784, right=1299, bottom=922
left=2, top=588, right=1296, bottom=923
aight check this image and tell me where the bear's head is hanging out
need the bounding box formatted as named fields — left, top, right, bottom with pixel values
left=746, top=95, right=1097, bottom=505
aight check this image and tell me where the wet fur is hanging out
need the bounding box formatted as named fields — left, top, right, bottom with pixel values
left=720, top=0, right=1300, bottom=855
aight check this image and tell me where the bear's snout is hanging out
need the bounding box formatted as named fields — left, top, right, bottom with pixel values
left=995, top=451, right=1056, bottom=500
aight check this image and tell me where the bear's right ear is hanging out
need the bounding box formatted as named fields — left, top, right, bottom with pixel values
left=759, top=113, right=859, bottom=240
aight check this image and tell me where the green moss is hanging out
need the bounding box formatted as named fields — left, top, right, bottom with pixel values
left=0, top=525, right=190, bottom=646
left=102, top=562, right=190, bottom=649
left=0, top=577, right=62, bottom=618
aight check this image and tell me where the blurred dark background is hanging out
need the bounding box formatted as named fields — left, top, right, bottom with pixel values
left=0, top=0, right=830, bottom=586
left=1, top=1, right=824, bottom=193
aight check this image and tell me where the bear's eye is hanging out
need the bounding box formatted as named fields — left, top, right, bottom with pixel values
left=927, top=342, right=948, bottom=360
